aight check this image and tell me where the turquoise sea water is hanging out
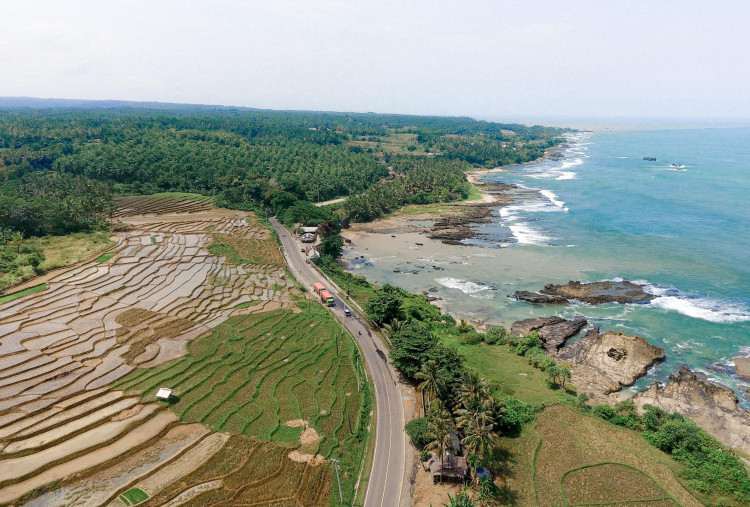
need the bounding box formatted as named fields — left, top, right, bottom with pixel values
left=343, top=126, right=750, bottom=396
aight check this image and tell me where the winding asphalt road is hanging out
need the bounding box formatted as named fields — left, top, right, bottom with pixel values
left=270, top=218, right=406, bottom=507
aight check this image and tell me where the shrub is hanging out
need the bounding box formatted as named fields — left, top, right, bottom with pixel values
left=526, top=348, right=555, bottom=370
left=459, top=331, right=482, bottom=345
left=495, top=395, right=536, bottom=436
left=419, top=450, right=431, bottom=462
left=405, top=417, right=431, bottom=446
left=441, top=313, right=456, bottom=325
left=484, top=326, right=508, bottom=345
left=513, top=332, right=541, bottom=356
left=592, top=404, right=616, bottom=421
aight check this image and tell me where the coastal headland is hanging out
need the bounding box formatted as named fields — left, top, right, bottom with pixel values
left=339, top=152, right=750, bottom=487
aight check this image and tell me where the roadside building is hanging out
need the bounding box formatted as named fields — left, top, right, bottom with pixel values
left=429, top=451, right=468, bottom=484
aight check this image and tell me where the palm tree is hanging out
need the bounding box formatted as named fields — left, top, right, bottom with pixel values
left=10, top=231, right=24, bottom=253
left=380, top=318, right=402, bottom=346
left=458, top=371, right=492, bottom=407
left=425, top=400, right=454, bottom=483
left=456, top=399, right=498, bottom=485
left=416, top=359, right=444, bottom=416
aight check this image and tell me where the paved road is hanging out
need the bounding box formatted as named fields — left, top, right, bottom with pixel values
left=270, top=218, right=405, bottom=507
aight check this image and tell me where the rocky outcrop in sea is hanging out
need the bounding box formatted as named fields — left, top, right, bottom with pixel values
left=512, top=290, right=569, bottom=305
left=633, top=367, right=750, bottom=455
left=511, top=316, right=587, bottom=352
left=525, top=280, right=656, bottom=305
left=556, top=327, right=665, bottom=395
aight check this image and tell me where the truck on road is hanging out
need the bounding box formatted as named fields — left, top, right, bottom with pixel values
left=320, top=290, right=335, bottom=307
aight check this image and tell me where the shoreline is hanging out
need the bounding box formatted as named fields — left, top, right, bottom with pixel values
left=338, top=135, right=750, bottom=460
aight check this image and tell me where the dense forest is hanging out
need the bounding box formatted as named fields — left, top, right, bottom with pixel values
left=0, top=104, right=567, bottom=253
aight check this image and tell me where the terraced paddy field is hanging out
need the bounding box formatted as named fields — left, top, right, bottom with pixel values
left=503, top=404, right=703, bottom=507
left=0, top=196, right=363, bottom=505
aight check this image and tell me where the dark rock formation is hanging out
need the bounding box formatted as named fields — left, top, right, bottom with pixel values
left=557, top=327, right=665, bottom=394
left=633, top=367, right=750, bottom=455
left=539, top=280, right=655, bottom=305
left=511, top=316, right=588, bottom=352
left=427, top=205, right=494, bottom=242
left=512, top=290, right=569, bottom=305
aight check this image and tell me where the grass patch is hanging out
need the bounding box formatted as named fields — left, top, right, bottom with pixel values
left=500, top=404, right=699, bottom=507
left=233, top=301, right=260, bottom=309
left=115, top=303, right=369, bottom=505
left=150, top=236, right=157, bottom=245
left=0, top=230, right=115, bottom=291
left=207, top=233, right=284, bottom=268
left=33, top=230, right=116, bottom=271
left=120, top=487, right=148, bottom=505
left=205, top=225, right=215, bottom=232
left=0, top=283, right=47, bottom=304
left=439, top=335, right=573, bottom=405
left=95, top=252, right=115, bottom=263
left=465, top=183, right=484, bottom=201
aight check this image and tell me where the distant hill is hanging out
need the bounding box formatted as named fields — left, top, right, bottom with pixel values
left=0, top=96, right=260, bottom=111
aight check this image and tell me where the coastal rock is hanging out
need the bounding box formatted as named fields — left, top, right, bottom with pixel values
left=512, top=290, right=569, bottom=305
left=558, top=328, right=665, bottom=394
left=633, top=367, right=750, bottom=455
left=539, top=280, right=655, bottom=305
left=511, top=316, right=587, bottom=352
left=732, top=356, right=750, bottom=378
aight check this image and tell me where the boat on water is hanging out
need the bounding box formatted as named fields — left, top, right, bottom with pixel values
left=670, top=163, right=686, bottom=168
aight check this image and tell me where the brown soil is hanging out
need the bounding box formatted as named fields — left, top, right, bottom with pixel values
left=285, top=419, right=308, bottom=428
left=287, top=450, right=327, bottom=465
left=299, top=426, right=322, bottom=446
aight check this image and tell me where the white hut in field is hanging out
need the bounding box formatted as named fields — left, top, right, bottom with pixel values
left=156, top=388, right=173, bottom=401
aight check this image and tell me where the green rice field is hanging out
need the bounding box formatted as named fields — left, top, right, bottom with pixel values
left=116, top=303, right=369, bottom=504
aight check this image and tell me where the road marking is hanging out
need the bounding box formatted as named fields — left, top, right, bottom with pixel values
left=379, top=359, right=392, bottom=507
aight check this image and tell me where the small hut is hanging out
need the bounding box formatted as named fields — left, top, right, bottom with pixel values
left=156, top=388, right=173, bottom=401
left=430, top=451, right=469, bottom=484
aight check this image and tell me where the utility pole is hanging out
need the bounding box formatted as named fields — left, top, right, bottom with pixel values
left=330, top=457, right=343, bottom=504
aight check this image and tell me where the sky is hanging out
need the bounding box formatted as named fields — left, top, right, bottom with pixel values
left=2, top=1, right=750, bottom=120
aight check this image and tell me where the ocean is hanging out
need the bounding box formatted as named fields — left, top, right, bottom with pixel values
left=342, top=125, right=750, bottom=397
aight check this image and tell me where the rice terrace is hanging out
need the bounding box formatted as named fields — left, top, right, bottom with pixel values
left=0, top=195, right=368, bottom=505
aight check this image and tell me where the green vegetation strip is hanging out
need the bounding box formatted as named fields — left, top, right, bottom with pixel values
left=120, top=487, right=148, bottom=505
left=95, top=252, right=115, bottom=263
left=233, top=301, right=260, bottom=309
left=0, top=283, right=47, bottom=304
left=532, top=436, right=543, bottom=506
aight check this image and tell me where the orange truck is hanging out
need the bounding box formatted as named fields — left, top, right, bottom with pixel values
left=313, top=282, right=326, bottom=295
left=320, top=290, right=335, bottom=307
